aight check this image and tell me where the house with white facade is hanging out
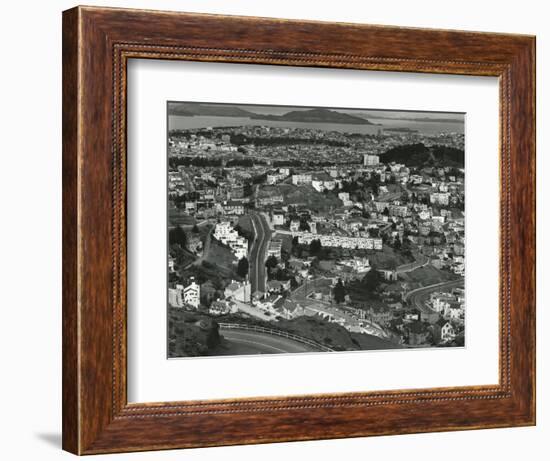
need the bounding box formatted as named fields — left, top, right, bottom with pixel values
left=183, top=279, right=200, bottom=308
left=168, top=279, right=200, bottom=309
left=430, top=192, right=450, bottom=206
left=272, top=210, right=285, bottom=226
left=224, top=280, right=251, bottom=303
left=213, top=221, right=248, bottom=260
left=441, top=321, right=456, bottom=342
left=291, top=173, right=312, bottom=185
left=267, top=239, right=282, bottom=259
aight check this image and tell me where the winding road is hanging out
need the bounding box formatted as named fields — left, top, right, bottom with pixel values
left=249, top=212, right=272, bottom=294
left=219, top=328, right=319, bottom=355
left=404, top=278, right=465, bottom=314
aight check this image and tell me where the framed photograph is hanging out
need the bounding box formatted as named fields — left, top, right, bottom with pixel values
left=62, top=6, right=536, bottom=455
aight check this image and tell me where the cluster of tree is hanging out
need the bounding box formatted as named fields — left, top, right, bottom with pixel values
left=346, top=265, right=384, bottom=301
left=234, top=223, right=253, bottom=241
left=265, top=255, right=279, bottom=270
left=380, top=143, right=465, bottom=168
left=236, top=257, right=249, bottom=278
left=229, top=133, right=350, bottom=147
left=252, top=173, right=267, bottom=184
left=169, top=225, right=187, bottom=247
left=169, top=156, right=222, bottom=168
left=431, top=145, right=465, bottom=166
left=362, top=266, right=384, bottom=298
left=273, top=159, right=303, bottom=167
left=309, top=239, right=322, bottom=256
left=380, top=143, right=430, bottom=166
left=333, top=278, right=346, bottom=304
left=225, top=158, right=256, bottom=168
left=171, top=191, right=199, bottom=208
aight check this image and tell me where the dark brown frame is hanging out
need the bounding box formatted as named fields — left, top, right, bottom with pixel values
left=62, top=5, right=536, bottom=455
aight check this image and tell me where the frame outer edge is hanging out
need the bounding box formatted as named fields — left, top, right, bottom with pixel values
left=63, top=6, right=536, bottom=454
left=62, top=6, right=81, bottom=455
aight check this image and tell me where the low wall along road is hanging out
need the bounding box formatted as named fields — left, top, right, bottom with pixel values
left=218, top=323, right=334, bottom=355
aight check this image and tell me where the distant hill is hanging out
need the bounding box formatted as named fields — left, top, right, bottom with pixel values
left=380, top=143, right=464, bottom=167
left=251, top=108, right=375, bottom=125
left=354, top=112, right=464, bottom=124
left=168, top=104, right=374, bottom=125
left=168, top=103, right=255, bottom=118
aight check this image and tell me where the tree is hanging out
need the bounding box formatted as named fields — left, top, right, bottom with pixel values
left=393, top=237, right=402, bottom=251
left=299, top=220, right=310, bottom=232
left=362, top=266, right=383, bottom=297
left=237, top=257, right=249, bottom=278
left=265, top=255, right=278, bottom=269
left=333, top=278, right=346, bottom=304
left=169, top=225, right=187, bottom=247
left=309, top=239, right=322, bottom=256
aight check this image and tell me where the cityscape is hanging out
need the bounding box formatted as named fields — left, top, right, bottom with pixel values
left=166, top=102, right=466, bottom=358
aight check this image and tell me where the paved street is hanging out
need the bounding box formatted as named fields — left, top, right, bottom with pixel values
left=219, top=328, right=318, bottom=355
left=249, top=212, right=272, bottom=294
left=404, top=278, right=465, bottom=314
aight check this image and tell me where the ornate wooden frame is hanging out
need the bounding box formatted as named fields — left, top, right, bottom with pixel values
left=62, top=5, right=536, bottom=455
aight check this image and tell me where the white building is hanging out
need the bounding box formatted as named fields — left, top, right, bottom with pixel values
left=295, top=231, right=382, bottom=250
left=168, top=279, right=200, bottom=309
left=433, top=298, right=449, bottom=313
left=291, top=174, right=312, bottom=185
left=168, top=255, right=175, bottom=272
left=338, top=257, right=371, bottom=274
left=213, top=221, right=248, bottom=260
left=168, top=286, right=184, bottom=308
left=311, top=180, right=324, bottom=192
left=363, top=154, right=380, bottom=166
left=441, top=322, right=456, bottom=342
left=267, top=240, right=283, bottom=259
left=266, top=172, right=287, bottom=185
left=430, top=192, right=450, bottom=206
left=183, top=279, right=200, bottom=308
left=224, top=280, right=251, bottom=303
left=308, top=221, right=317, bottom=234
left=338, top=192, right=350, bottom=202
left=272, top=211, right=285, bottom=226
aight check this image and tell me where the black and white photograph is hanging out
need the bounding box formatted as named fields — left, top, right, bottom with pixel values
left=167, top=102, right=466, bottom=358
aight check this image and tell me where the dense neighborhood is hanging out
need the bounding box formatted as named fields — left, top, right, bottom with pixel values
left=166, top=103, right=465, bottom=358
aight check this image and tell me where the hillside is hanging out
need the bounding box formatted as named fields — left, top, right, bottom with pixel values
left=252, top=108, right=374, bottom=125
left=168, top=309, right=221, bottom=357
left=168, top=104, right=375, bottom=125
left=168, top=102, right=254, bottom=117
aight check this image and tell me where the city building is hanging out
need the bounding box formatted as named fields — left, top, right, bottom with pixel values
left=295, top=231, right=382, bottom=250
left=272, top=210, right=285, bottom=226
left=291, top=173, right=312, bottom=185
left=183, top=279, right=200, bottom=308
left=224, top=280, right=251, bottom=303
left=430, top=192, right=450, bottom=206
left=267, top=239, right=283, bottom=259
left=213, top=222, right=248, bottom=260
left=168, top=279, right=200, bottom=309
left=363, top=154, right=380, bottom=166
left=168, top=286, right=184, bottom=308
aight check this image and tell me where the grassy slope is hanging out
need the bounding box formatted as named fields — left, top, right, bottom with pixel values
left=168, top=308, right=221, bottom=358
left=260, top=184, right=341, bottom=212
left=398, top=265, right=460, bottom=285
